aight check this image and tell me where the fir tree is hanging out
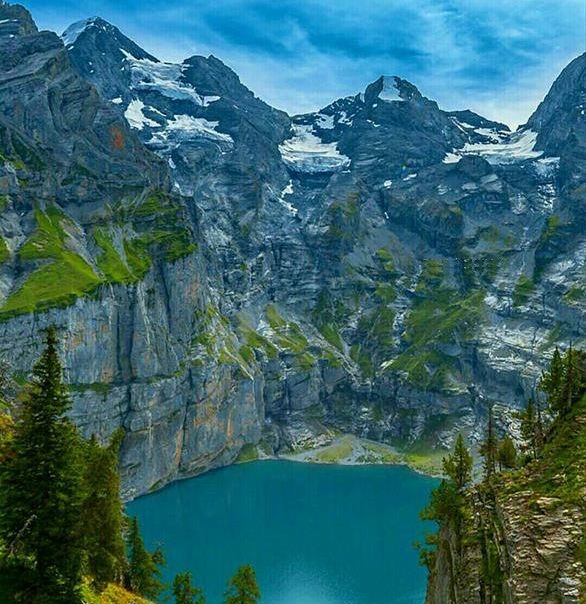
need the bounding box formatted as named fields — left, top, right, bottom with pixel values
left=442, top=433, right=473, bottom=490
left=480, top=405, right=497, bottom=478
left=518, top=398, right=537, bottom=460
left=224, top=565, right=260, bottom=604
left=541, top=347, right=586, bottom=421
left=420, top=479, right=461, bottom=525
left=497, top=436, right=517, bottom=470
left=126, top=516, right=165, bottom=599
left=559, top=346, right=586, bottom=415
left=540, top=347, right=564, bottom=416
left=0, top=326, right=84, bottom=602
left=173, top=571, right=205, bottom=604
left=81, top=430, right=127, bottom=590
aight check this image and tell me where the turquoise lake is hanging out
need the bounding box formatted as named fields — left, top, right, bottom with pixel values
left=127, top=460, right=439, bottom=604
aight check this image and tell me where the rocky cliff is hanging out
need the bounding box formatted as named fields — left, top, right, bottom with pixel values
left=0, top=2, right=584, bottom=498
left=425, top=394, right=585, bottom=604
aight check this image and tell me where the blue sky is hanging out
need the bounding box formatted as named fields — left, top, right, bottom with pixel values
left=25, top=0, right=586, bottom=127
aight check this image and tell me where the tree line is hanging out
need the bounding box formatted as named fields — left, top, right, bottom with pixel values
left=0, top=327, right=261, bottom=603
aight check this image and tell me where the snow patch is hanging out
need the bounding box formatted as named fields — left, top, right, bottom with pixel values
left=443, top=152, right=461, bottom=164
left=444, top=129, right=543, bottom=165
left=119, top=48, right=141, bottom=62
left=278, top=181, right=298, bottom=216
left=161, top=115, right=233, bottom=143
left=202, top=96, right=221, bottom=106
left=61, top=18, right=100, bottom=46
left=475, top=127, right=507, bottom=141
left=279, top=125, right=351, bottom=173
left=123, top=56, right=221, bottom=108
left=379, top=76, right=404, bottom=102
left=534, top=157, right=560, bottom=178
left=315, top=114, right=335, bottom=130
left=338, top=111, right=353, bottom=126
left=124, top=99, right=158, bottom=130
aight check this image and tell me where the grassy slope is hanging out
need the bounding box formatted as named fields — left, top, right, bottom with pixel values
left=1, top=208, right=102, bottom=317
left=497, top=394, right=585, bottom=511
left=82, top=583, right=153, bottom=604
left=0, top=191, right=198, bottom=320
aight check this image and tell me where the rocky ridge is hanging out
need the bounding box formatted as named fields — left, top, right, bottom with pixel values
left=0, top=2, right=584, bottom=497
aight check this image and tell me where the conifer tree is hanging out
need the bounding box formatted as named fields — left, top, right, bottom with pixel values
left=541, top=347, right=586, bottom=421
left=173, top=571, right=206, bottom=604
left=81, top=430, right=127, bottom=590
left=442, top=433, right=473, bottom=490
left=480, top=405, right=497, bottom=478
left=0, top=326, right=84, bottom=602
left=518, top=398, right=537, bottom=459
left=559, top=346, right=586, bottom=415
left=540, top=347, right=564, bottom=416
left=497, top=436, right=517, bottom=470
left=126, top=516, right=166, bottom=599
left=224, top=565, right=260, bottom=604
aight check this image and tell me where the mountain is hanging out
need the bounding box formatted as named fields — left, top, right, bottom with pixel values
left=0, top=3, right=583, bottom=498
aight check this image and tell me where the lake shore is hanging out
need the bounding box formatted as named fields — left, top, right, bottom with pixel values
left=237, top=434, right=445, bottom=477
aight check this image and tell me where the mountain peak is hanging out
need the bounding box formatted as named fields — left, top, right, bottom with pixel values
left=364, top=75, right=422, bottom=106
left=62, top=16, right=109, bottom=46
left=62, top=15, right=158, bottom=62
left=377, top=75, right=403, bottom=102
left=525, top=52, right=586, bottom=154
left=0, top=1, right=38, bottom=37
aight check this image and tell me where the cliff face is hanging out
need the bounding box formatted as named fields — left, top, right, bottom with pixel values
left=426, top=396, right=586, bottom=604
left=0, top=4, right=584, bottom=497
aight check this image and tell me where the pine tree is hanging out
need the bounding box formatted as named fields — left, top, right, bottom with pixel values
left=541, top=347, right=586, bottom=421
left=518, top=398, right=537, bottom=459
left=224, top=565, right=260, bottom=604
left=540, top=347, right=564, bottom=416
left=173, top=571, right=205, bottom=604
left=558, top=346, right=586, bottom=415
left=420, top=479, right=461, bottom=525
left=126, top=516, right=165, bottom=599
left=480, top=405, right=497, bottom=478
left=0, top=326, right=84, bottom=602
left=497, top=436, right=517, bottom=470
left=81, top=430, right=127, bottom=590
left=442, top=433, right=473, bottom=490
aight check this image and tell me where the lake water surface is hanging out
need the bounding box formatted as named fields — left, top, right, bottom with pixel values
left=128, top=460, right=438, bottom=604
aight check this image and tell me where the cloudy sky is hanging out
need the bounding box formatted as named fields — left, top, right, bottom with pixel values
left=26, top=0, right=586, bottom=127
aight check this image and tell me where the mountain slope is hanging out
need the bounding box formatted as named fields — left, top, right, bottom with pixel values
left=0, top=3, right=583, bottom=497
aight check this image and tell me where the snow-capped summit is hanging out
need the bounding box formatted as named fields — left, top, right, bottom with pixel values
left=62, top=17, right=103, bottom=46
left=61, top=16, right=158, bottom=62
left=64, top=14, right=290, bottom=196
left=363, top=75, right=423, bottom=106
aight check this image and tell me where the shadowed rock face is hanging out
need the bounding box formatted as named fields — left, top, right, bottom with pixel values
left=0, top=3, right=583, bottom=498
